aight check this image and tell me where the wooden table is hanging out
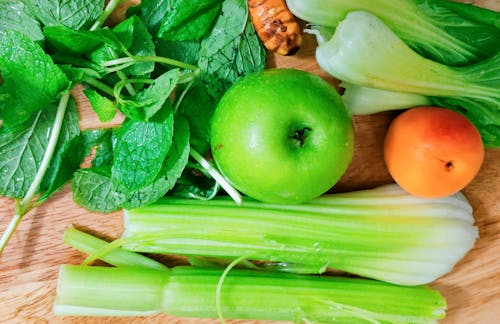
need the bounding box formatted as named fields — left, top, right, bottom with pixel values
left=1, top=1, right=499, bottom=323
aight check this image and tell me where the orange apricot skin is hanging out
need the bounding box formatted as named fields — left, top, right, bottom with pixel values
left=384, top=107, right=484, bottom=198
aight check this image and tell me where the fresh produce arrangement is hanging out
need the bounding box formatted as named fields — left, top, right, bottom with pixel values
left=0, top=0, right=498, bottom=323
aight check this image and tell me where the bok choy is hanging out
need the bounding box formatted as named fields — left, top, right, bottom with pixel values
left=313, top=11, right=500, bottom=147
left=286, top=0, right=500, bottom=66
left=54, top=265, right=446, bottom=322
left=85, top=184, right=478, bottom=286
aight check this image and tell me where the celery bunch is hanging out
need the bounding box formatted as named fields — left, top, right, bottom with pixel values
left=54, top=265, right=446, bottom=322
left=110, top=184, right=478, bottom=286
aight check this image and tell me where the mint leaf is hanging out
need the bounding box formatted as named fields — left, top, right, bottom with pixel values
left=44, top=26, right=116, bottom=55
left=0, top=30, right=70, bottom=129
left=179, top=83, right=215, bottom=154
left=198, top=0, right=266, bottom=101
left=119, top=115, right=190, bottom=209
left=84, top=88, right=117, bottom=122
left=134, top=0, right=170, bottom=36
left=0, top=0, right=43, bottom=42
left=0, top=106, right=51, bottom=198
left=157, top=0, right=221, bottom=41
left=112, top=114, right=174, bottom=191
left=164, top=115, right=191, bottom=187
left=24, top=0, right=104, bottom=30
left=72, top=167, right=121, bottom=213
left=156, top=39, right=200, bottom=66
left=113, top=16, right=155, bottom=76
left=118, top=69, right=180, bottom=121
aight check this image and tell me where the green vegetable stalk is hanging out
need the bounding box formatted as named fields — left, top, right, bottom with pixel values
left=313, top=11, right=500, bottom=147
left=286, top=0, right=500, bottom=66
left=54, top=265, right=446, bottom=323
left=84, top=184, right=478, bottom=286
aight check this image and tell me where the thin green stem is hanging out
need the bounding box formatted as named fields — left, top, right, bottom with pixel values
left=116, top=71, right=137, bottom=97
left=103, top=55, right=199, bottom=71
left=216, top=255, right=253, bottom=323
left=189, top=149, right=242, bottom=205
left=83, top=78, right=116, bottom=97
left=173, top=80, right=194, bottom=114
left=0, top=91, right=71, bottom=254
left=91, top=0, right=126, bottom=31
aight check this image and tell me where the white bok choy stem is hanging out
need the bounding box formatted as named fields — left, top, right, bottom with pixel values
left=112, top=184, right=478, bottom=286
left=341, top=83, right=432, bottom=115
left=314, top=11, right=500, bottom=100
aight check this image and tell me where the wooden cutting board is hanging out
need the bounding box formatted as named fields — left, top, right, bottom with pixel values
left=1, top=1, right=499, bottom=323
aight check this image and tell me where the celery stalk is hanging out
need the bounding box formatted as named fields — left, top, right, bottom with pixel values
left=54, top=265, right=446, bottom=322
left=117, top=184, right=477, bottom=286
left=63, top=225, right=168, bottom=271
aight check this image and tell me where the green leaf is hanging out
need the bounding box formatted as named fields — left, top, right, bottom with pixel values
left=118, top=115, right=190, bottom=209
left=0, top=30, right=70, bottom=129
left=0, top=0, right=43, bottom=42
left=113, top=16, right=155, bottom=76
left=72, top=167, right=121, bottom=213
left=79, top=128, right=116, bottom=168
left=37, top=98, right=81, bottom=201
left=198, top=0, right=266, bottom=101
left=118, top=69, right=180, bottom=121
left=134, top=0, right=170, bottom=36
left=43, top=25, right=116, bottom=55
left=0, top=104, right=56, bottom=198
left=157, top=0, right=221, bottom=41
left=179, top=83, right=215, bottom=154
left=58, top=65, right=103, bottom=84
left=83, top=88, right=117, bottom=122
left=111, top=115, right=174, bottom=191
left=24, top=0, right=104, bottom=30
left=156, top=39, right=200, bottom=66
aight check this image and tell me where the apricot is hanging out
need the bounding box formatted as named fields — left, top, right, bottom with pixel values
left=384, top=107, right=484, bottom=198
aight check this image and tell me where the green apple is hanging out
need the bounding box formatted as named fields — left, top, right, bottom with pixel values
left=210, top=68, right=354, bottom=204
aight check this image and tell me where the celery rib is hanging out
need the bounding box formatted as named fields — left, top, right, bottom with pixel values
left=118, top=184, right=477, bottom=285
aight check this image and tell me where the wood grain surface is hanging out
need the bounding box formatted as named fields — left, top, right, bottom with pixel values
left=1, top=1, right=499, bottom=323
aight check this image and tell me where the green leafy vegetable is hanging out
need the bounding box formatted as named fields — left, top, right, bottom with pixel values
left=72, top=167, right=121, bottom=213
left=112, top=116, right=174, bottom=191
left=198, top=0, right=266, bottom=100
left=287, top=0, right=500, bottom=66
left=0, top=0, right=43, bottom=42
left=24, top=0, right=104, bottom=30
left=0, top=30, right=70, bottom=129
left=315, top=11, right=500, bottom=147
left=157, top=0, right=222, bottom=41
left=83, top=88, right=117, bottom=122
left=43, top=26, right=114, bottom=55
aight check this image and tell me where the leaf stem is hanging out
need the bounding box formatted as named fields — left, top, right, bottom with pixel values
left=83, top=78, right=116, bottom=97
left=0, top=91, right=71, bottom=254
left=103, top=56, right=199, bottom=71
left=189, top=149, right=242, bottom=205
left=91, top=0, right=127, bottom=31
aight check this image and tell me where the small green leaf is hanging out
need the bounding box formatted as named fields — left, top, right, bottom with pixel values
left=179, top=83, right=215, bottom=154
left=157, top=0, right=221, bottom=41
left=44, top=26, right=116, bottom=55
left=113, top=16, right=155, bottom=77
left=84, top=88, right=117, bottom=122
left=112, top=115, right=174, bottom=191
left=0, top=0, right=43, bottom=42
left=24, top=0, right=104, bottom=31
left=118, top=69, right=180, bottom=121
left=134, top=0, right=170, bottom=36
left=72, top=167, right=122, bottom=213
left=198, top=0, right=266, bottom=101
